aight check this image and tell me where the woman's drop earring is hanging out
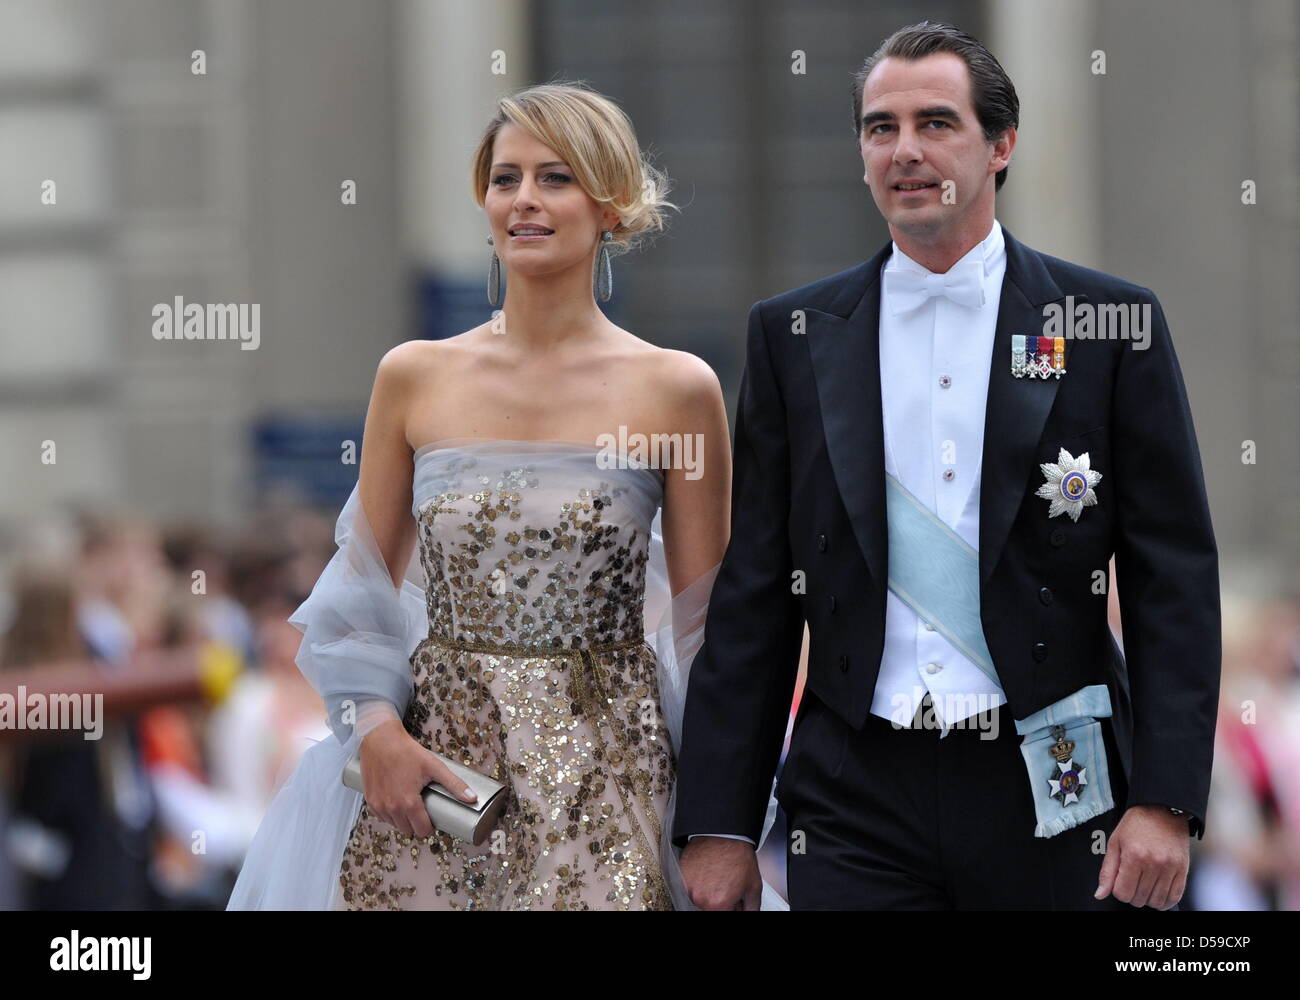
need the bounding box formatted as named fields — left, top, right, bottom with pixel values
left=486, top=234, right=501, bottom=307
left=593, top=230, right=613, bottom=302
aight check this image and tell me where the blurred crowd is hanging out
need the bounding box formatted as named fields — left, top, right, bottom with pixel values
left=1192, top=577, right=1300, bottom=909
left=1105, top=560, right=1300, bottom=910
left=0, top=498, right=341, bottom=909
left=0, top=502, right=1296, bottom=909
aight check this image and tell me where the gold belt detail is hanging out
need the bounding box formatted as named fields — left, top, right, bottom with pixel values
left=423, top=631, right=669, bottom=901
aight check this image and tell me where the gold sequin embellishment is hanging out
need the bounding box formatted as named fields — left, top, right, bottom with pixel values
left=336, top=460, right=674, bottom=910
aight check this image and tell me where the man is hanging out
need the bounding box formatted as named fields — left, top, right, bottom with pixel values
left=672, top=21, right=1220, bottom=910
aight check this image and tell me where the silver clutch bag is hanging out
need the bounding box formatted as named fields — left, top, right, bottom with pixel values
left=342, top=750, right=508, bottom=846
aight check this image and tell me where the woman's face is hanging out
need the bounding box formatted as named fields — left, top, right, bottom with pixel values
left=484, top=122, right=618, bottom=281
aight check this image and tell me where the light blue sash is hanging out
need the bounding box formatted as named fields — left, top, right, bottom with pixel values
left=884, top=472, right=1115, bottom=837
left=883, top=473, right=997, bottom=684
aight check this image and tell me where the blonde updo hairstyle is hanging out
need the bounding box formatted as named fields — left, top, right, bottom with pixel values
left=471, top=82, right=675, bottom=256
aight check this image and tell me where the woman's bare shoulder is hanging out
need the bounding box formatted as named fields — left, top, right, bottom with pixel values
left=607, top=334, right=725, bottom=440
left=637, top=343, right=724, bottom=406
left=375, top=325, right=492, bottom=379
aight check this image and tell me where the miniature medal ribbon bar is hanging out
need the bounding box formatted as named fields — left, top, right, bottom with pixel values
left=1012, top=334, right=1066, bottom=379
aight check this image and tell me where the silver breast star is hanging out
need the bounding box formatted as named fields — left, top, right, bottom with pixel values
left=1035, top=448, right=1102, bottom=522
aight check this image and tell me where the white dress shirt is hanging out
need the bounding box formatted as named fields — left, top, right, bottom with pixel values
left=870, top=218, right=1007, bottom=734
left=690, top=220, right=1009, bottom=846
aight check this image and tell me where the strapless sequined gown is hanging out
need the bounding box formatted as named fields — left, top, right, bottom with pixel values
left=334, top=439, right=674, bottom=910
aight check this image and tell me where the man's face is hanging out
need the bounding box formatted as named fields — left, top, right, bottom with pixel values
left=858, top=52, right=1008, bottom=239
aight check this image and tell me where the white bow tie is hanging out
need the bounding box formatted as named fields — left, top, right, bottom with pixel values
left=884, top=257, right=986, bottom=314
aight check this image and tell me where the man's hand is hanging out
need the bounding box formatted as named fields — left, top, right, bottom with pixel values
left=1095, top=804, right=1190, bottom=908
left=680, top=836, right=763, bottom=910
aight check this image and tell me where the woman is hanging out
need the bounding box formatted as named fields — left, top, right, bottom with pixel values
left=227, top=82, right=785, bottom=910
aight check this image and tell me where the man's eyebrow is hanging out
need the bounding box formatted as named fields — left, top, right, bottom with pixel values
left=490, top=160, right=570, bottom=170
left=915, top=105, right=961, bottom=121
left=861, top=105, right=963, bottom=128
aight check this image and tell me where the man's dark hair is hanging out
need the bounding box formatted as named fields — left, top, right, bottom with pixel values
left=852, top=21, right=1019, bottom=192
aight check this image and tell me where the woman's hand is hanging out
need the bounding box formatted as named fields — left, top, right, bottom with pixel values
left=358, top=718, right=477, bottom=838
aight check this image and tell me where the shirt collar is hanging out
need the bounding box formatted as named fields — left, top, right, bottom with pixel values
left=886, top=219, right=1004, bottom=279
